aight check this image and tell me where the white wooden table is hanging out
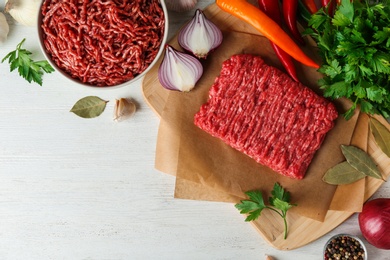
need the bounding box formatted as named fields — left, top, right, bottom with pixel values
left=0, top=1, right=389, bottom=259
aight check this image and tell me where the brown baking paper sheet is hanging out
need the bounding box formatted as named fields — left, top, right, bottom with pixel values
left=175, top=177, right=242, bottom=202
left=155, top=30, right=359, bottom=222
left=329, top=114, right=390, bottom=212
left=329, top=113, right=370, bottom=212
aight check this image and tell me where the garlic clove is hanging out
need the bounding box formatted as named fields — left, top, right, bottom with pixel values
left=5, top=0, right=41, bottom=27
left=158, top=44, right=203, bottom=92
left=165, top=0, right=198, bottom=12
left=0, top=12, right=9, bottom=44
left=178, top=9, right=223, bottom=59
left=113, top=98, right=136, bottom=122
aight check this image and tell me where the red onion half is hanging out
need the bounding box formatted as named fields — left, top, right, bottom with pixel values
left=358, top=198, right=390, bottom=249
left=178, top=9, right=223, bottom=59
left=158, top=45, right=203, bottom=92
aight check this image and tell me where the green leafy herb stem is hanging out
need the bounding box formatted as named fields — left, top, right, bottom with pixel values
left=235, top=183, right=297, bottom=239
left=1, top=38, right=54, bottom=86
left=305, top=0, right=390, bottom=119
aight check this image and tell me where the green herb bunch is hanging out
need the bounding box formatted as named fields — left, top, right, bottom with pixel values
left=305, top=0, right=390, bottom=119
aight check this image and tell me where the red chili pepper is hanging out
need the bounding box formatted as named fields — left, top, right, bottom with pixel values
left=301, top=0, right=318, bottom=14
left=258, top=0, right=299, bottom=81
left=271, top=44, right=299, bottom=82
left=216, top=0, right=319, bottom=68
left=258, top=0, right=282, bottom=24
left=322, top=0, right=336, bottom=15
left=283, top=0, right=305, bottom=44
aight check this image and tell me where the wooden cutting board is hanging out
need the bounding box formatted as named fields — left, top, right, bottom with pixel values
left=142, top=3, right=390, bottom=250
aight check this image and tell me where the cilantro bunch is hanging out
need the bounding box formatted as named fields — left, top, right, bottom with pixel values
left=235, top=183, right=296, bottom=239
left=305, top=0, right=390, bottom=119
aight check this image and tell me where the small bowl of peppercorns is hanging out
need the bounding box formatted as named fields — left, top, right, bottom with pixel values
left=323, top=234, right=367, bottom=260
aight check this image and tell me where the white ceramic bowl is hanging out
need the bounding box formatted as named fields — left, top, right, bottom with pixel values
left=37, top=0, right=168, bottom=89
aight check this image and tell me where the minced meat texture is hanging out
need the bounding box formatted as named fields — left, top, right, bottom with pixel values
left=194, top=54, right=338, bottom=179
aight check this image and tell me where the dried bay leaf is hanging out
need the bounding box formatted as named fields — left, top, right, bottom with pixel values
left=370, top=117, right=390, bottom=158
left=323, top=161, right=366, bottom=185
left=70, top=96, right=108, bottom=118
left=341, top=145, right=384, bottom=181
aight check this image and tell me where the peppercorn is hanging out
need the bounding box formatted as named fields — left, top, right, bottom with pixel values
left=324, top=235, right=366, bottom=260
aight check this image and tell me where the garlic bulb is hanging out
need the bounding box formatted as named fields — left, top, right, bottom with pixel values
left=165, top=0, right=198, bottom=12
left=5, top=0, right=41, bottom=27
left=113, top=98, right=136, bottom=122
left=0, top=12, right=9, bottom=44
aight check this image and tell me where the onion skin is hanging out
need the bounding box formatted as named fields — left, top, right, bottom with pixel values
left=157, top=45, right=203, bottom=92
left=178, top=9, right=223, bottom=59
left=165, top=0, right=198, bottom=12
left=358, top=198, right=390, bottom=250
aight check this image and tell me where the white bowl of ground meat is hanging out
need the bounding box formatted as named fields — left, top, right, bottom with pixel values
left=38, top=0, right=168, bottom=88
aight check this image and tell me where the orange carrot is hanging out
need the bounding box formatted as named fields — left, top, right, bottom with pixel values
left=216, top=0, right=319, bottom=69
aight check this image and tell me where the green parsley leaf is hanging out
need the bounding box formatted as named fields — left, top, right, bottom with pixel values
left=307, top=12, right=329, bottom=29
left=320, top=60, right=342, bottom=79
left=246, top=190, right=266, bottom=207
left=337, top=0, right=354, bottom=22
left=360, top=100, right=375, bottom=114
left=344, top=103, right=357, bottom=120
left=323, top=81, right=352, bottom=99
left=270, top=183, right=290, bottom=204
left=1, top=38, right=54, bottom=86
left=271, top=198, right=294, bottom=213
left=372, top=28, right=390, bottom=46
left=308, top=0, right=390, bottom=119
left=235, top=191, right=266, bottom=221
left=235, top=183, right=296, bottom=239
left=333, top=9, right=352, bottom=27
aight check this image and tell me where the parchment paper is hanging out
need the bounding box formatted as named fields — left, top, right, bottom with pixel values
left=156, top=30, right=359, bottom=222
left=329, top=113, right=369, bottom=212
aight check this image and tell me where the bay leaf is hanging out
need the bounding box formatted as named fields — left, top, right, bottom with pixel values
left=70, top=96, right=108, bottom=118
left=323, top=161, right=366, bottom=185
left=370, top=117, right=390, bottom=158
left=341, top=145, right=384, bottom=181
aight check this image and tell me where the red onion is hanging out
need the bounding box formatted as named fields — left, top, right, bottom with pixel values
left=158, top=44, right=203, bottom=92
left=178, top=9, right=223, bottom=59
left=358, top=198, right=390, bottom=249
left=165, top=0, right=198, bottom=12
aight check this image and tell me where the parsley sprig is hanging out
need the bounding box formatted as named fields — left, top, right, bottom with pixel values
left=2, top=38, right=54, bottom=86
left=305, top=0, right=390, bottom=119
left=235, top=183, right=296, bottom=239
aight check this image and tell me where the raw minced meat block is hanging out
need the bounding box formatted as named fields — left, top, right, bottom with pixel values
left=194, top=54, right=338, bottom=179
